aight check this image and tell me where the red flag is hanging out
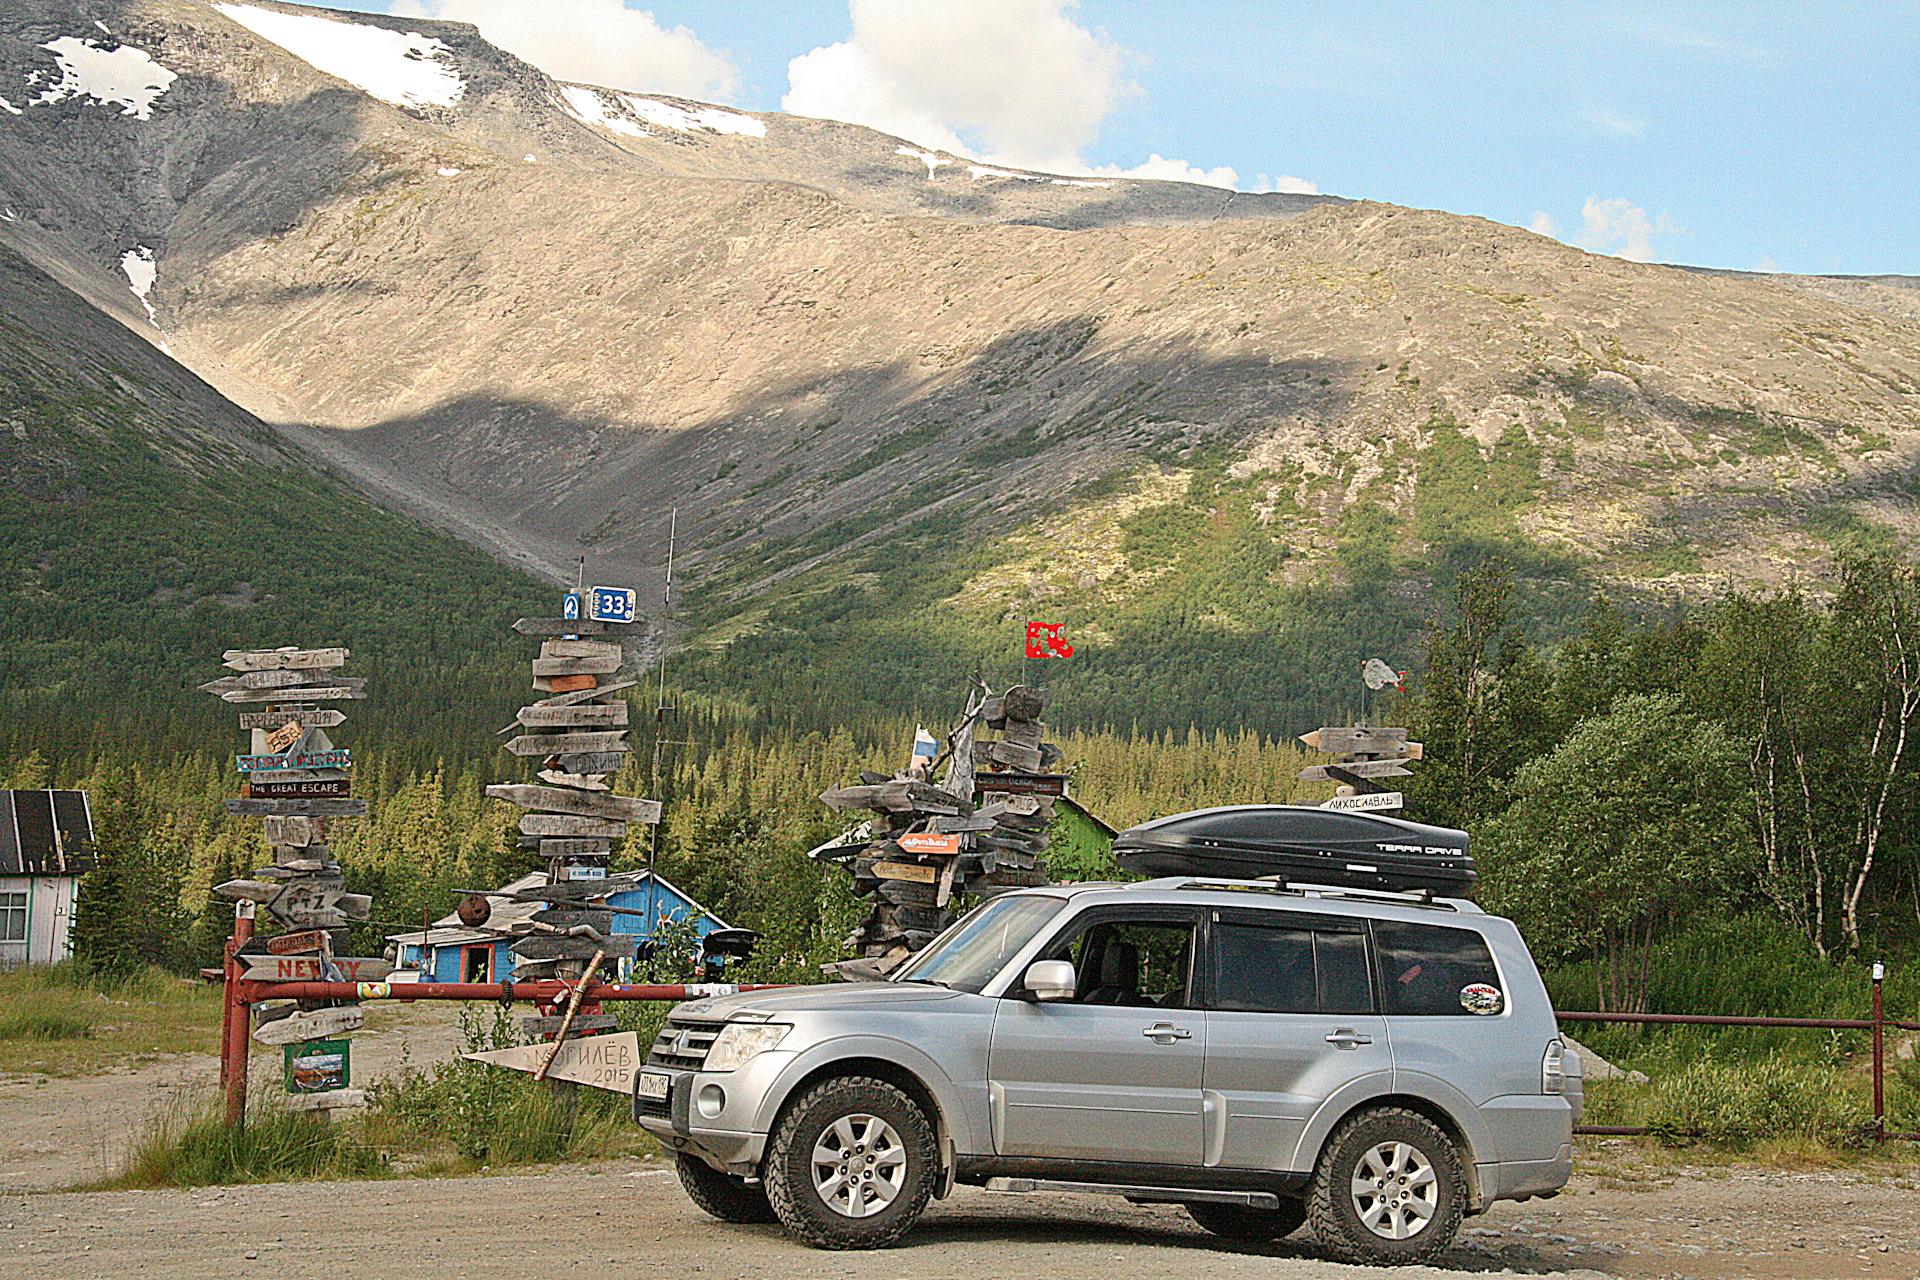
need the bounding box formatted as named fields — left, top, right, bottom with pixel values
left=1025, top=622, right=1073, bottom=659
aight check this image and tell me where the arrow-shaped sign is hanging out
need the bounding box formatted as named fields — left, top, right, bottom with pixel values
left=485, top=784, right=661, bottom=824
left=464, top=1031, right=639, bottom=1093
left=503, top=731, right=629, bottom=758
left=1296, top=760, right=1415, bottom=783
left=223, top=647, right=349, bottom=672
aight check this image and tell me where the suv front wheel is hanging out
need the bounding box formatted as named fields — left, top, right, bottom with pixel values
left=1307, top=1107, right=1465, bottom=1266
left=676, top=1153, right=778, bottom=1223
left=764, top=1076, right=937, bottom=1249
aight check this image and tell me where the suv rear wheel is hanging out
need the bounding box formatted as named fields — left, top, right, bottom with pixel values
left=1186, top=1198, right=1307, bottom=1242
left=764, top=1076, right=936, bottom=1249
left=675, top=1153, right=778, bottom=1224
left=1307, top=1107, right=1465, bottom=1265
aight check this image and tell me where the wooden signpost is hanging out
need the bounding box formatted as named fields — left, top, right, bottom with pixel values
left=464, top=1031, right=641, bottom=1093
left=1300, top=719, right=1423, bottom=807
left=207, top=644, right=371, bottom=1118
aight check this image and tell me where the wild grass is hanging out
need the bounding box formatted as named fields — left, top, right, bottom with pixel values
left=0, top=962, right=220, bottom=1076
left=101, top=1093, right=388, bottom=1189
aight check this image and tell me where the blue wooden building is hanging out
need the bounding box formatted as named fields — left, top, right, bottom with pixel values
left=387, top=870, right=727, bottom=983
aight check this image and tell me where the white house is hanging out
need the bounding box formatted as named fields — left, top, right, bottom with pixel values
left=0, top=790, right=94, bottom=968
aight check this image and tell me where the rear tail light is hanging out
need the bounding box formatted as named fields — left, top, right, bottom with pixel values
left=1542, top=1039, right=1566, bottom=1094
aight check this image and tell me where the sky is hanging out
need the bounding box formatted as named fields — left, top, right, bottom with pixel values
left=321, top=0, right=1919, bottom=275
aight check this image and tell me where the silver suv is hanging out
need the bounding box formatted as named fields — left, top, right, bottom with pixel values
left=635, top=877, right=1581, bottom=1266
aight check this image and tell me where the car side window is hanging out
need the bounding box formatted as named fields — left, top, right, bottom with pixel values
left=1040, top=916, right=1195, bottom=1007
left=1209, top=914, right=1375, bottom=1015
left=1372, top=920, right=1503, bottom=1016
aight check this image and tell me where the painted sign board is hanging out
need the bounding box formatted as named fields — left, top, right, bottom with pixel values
left=588, top=586, right=636, bottom=624
left=238, top=749, right=352, bottom=772
left=240, top=954, right=391, bottom=982
left=973, top=771, right=1069, bottom=797
left=285, top=1039, right=351, bottom=1093
left=896, top=833, right=961, bottom=856
left=238, top=708, right=346, bottom=730
left=246, top=779, right=352, bottom=799
left=1321, top=791, right=1406, bottom=814
left=465, top=1031, right=640, bottom=1093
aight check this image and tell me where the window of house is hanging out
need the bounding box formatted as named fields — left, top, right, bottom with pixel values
left=0, top=891, right=26, bottom=942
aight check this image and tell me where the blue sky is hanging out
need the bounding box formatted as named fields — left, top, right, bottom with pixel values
left=323, top=1, right=1918, bottom=275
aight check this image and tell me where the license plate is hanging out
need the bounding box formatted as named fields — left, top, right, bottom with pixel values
left=637, top=1071, right=671, bottom=1101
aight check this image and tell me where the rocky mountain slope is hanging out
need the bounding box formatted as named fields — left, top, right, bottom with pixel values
left=1, top=0, right=1915, bottom=725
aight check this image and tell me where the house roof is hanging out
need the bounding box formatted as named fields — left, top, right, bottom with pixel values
left=386, top=868, right=728, bottom=947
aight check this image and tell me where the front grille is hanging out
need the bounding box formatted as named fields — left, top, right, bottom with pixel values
left=649, top=1017, right=724, bottom=1071
left=635, top=1093, right=670, bottom=1120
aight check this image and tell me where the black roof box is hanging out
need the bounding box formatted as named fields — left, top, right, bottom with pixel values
left=1111, top=804, right=1474, bottom=896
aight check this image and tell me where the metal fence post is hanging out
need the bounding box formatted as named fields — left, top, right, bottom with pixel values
left=1872, top=961, right=1886, bottom=1144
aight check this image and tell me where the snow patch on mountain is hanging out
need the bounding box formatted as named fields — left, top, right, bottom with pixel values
left=967, top=163, right=1040, bottom=182
left=121, top=246, right=158, bottom=323
left=623, top=96, right=764, bottom=137
left=0, top=97, right=19, bottom=115
left=558, top=84, right=646, bottom=138
left=29, top=37, right=177, bottom=120
left=212, top=4, right=463, bottom=110
left=897, top=146, right=950, bottom=180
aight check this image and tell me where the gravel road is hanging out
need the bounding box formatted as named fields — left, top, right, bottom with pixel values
left=4, top=1156, right=1918, bottom=1280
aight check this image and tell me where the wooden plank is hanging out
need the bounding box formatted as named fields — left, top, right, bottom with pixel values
left=513, top=617, right=609, bottom=636
left=517, top=703, right=629, bottom=729
left=229, top=797, right=366, bottom=817
left=509, top=934, right=636, bottom=961
left=1296, top=760, right=1414, bottom=782
left=214, top=879, right=281, bottom=904
left=465, top=1031, right=640, bottom=1093
left=223, top=647, right=350, bottom=672
left=201, top=669, right=309, bottom=694
left=246, top=778, right=352, bottom=799
left=220, top=685, right=366, bottom=703
left=518, top=813, right=629, bottom=838
left=503, top=731, right=629, bottom=758
left=530, top=655, right=623, bottom=677
left=540, top=639, right=622, bottom=661
left=536, top=769, right=611, bottom=790
left=262, top=815, right=317, bottom=846
left=266, top=928, right=332, bottom=955
left=529, top=907, right=615, bottom=931
left=535, top=674, right=599, bottom=694
left=534, top=679, right=637, bottom=709
left=252, top=1005, right=365, bottom=1045
left=285, top=1088, right=366, bottom=1112
left=985, top=740, right=1044, bottom=770
left=554, top=752, right=625, bottom=776
left=536, top=838, right=612, bottom=857
left=871, top=860, right=938, bottom=884
left=974, top=771, right=1068, bottom=797
left=239, top=955, right=391, bottom=982
left=522, top=1014, right=620, bottom=1036
left=238, top=708, right=346, bottom=730
left=485, top=784, right=661, bottom=823
left=1300, top=726, right=1411, bottom=755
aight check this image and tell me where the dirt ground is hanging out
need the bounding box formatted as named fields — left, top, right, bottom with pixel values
left=2, top=1004, right=1917, bottom=1279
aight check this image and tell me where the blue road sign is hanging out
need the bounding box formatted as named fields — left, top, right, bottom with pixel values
left=562, top=592, right=581, bottom=620
left=589, top=586, right=636, bottom=624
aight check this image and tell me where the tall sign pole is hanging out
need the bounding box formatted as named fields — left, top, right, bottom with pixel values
left=203, top=646, right=372, bottom=1126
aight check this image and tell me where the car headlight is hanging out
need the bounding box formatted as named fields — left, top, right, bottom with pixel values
left=705, top=1022, right=789, bottom=1072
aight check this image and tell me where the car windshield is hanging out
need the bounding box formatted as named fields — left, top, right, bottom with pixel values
left=890, top=894, right=1069, bottom=994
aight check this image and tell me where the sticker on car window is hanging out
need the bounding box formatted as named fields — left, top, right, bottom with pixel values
left=1459, top=982, right=1504, bottom=1015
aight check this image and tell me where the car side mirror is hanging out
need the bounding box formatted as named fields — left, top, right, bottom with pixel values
left=1024, top=959, right=1076, bottom=1002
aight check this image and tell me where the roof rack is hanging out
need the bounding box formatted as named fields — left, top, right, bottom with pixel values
left=1170, top=877, right=1465, bottom=912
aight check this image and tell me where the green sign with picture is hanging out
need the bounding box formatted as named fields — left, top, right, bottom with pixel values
left=284, top=1038, right=351, bottom=1094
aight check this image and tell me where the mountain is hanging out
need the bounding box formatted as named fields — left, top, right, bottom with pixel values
left=2, top=0, right=1916, bottom=734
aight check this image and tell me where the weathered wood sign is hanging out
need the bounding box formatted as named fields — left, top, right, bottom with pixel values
left=872, top=860, right=939, bottom=884
left=522, top=1013, right=620, bottom=1036
left=515, top=703, right=629, bottom=729
left=218, top=685, right=367, bottom=703
left=485, top=784, right=662, bottom=824
left=513, top=617, right=611, bottom=636
left=261, top=815, right=319, bottom=846
left=237, top=748, right=352, bottom=772
left=464, top=1031, right=640, bottom=1093
left=239, top=954, right=391, bottom=982
left=265, top=928, right=332, bottom=955
left=227, top=797, right=368, bottom=817
left=517, top=813, right=629, bottom=838
left=245, top=778, right=352, bottom=799
left=252, top=1005, right=365, bottom=1045
left=529, top=655, right=623, bottom=677
left=1296, top=759, right=1414, bottom=783
left=972, top=770, right=1069, bottom=797
left=223, top=647, right=349, bottom=672
left=238, top=708, right=346, bottom=730
left=503, top=731, right=629, bottom=758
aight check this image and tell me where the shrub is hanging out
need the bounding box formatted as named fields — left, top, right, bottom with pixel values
left=1640, top=1055, right=1871, bottom=1148
left=108, top=1095, right=386, bottom=1188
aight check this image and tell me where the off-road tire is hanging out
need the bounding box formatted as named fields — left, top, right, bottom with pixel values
left=764, top=1076, right=936, bottom=1250
left=1306, top=1107, right=1465, bottom=1266
left=1186, top=1198, right=1308, bottom=1242
left=675, top=1153, right=778, bottom=1224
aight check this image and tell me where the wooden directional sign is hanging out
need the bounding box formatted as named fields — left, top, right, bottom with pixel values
left=535, top=679, right=637, bottom=709
left=266, top=928, right=333, bottom=955
left=220, top=685, right=367, bottom=703
left=513, top=617, right=611, bottom=636
left=239, top=954, right=391, bottom=982
left=541, top=639, right=622, bottom=661
left=465, top=1030, right=640, bottom=1093
left=519, top=813, right=628, bottom=838
left=247, top=778, right=352, bottom=799
left=510, top=934, right=636, bottom=961
left=872, top=860, right=939, bottom=884
left=228, top=797, right=367, bottom=817
left=555, top=753, right=625, bottom=776
left=262, top=815, right=319, bottom=846
left=896, top=833, right=961, bottom=856
left=1300, top=726, right=1423, bottom=759
left=536, top=838, right=612, bottom=857
left=516, top=703, right=629, bottom=729
left=252, top=1005, right=365, bottom=1045
left=1322, top=791, right=1405, bottom=813
left=215, top=879, right=282, bottom=904
left=530, top=655, right=623, bottom=677
left=485, top=784, right=662, bottom=824
left=238, top=708, right=347, bottom=730
left=973, top=771, right=1069, bottom=797
left=238, top=748, right=352, bottom=772
left=201, top=669, right=311, bottom=694
left=503, top=731, right=628, bottom=758
left=223, top=647, right=350, bottom=672
left=522, top=1013, right=620, bottom=1037
left=1296, top=760, right=1414, bottom=783
left=535, top=674, right=599, bottom=694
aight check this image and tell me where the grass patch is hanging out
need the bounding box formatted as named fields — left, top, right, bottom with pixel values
left=103, top=1096, right=388, bottom=1189
left=1582, top=1054, right=1876, bottom=1150
left=0, top=963, right=220, bottom=1076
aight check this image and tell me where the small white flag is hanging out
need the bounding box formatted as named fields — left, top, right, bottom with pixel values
left=908, top=726, right=939, bottom=775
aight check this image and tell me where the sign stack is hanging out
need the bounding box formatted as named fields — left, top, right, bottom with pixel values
left=815, top=683, right=1068, bottom=976
left=204, top=646, right=377, bottom=1109
left=1298, top=725, right=1423, bottom=812
left=482, top=590, right=660, bottom=983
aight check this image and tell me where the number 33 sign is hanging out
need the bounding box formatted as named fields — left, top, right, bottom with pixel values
left=1025, top=622, right=1073, bottom=659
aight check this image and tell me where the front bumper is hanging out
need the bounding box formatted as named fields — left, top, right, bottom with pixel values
left=634, top=1052, right=794, bottom=1176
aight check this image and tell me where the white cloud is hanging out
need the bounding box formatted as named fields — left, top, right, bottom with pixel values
left=1581, top=105, right=1646, bottom=137
left=1570, top=196, right=1682, bottom=262
left=1253, top=173, right=1320, bottom=195
left=1754, top=255, right=1780, bottom=273
left=1529, top=211, right=1559, bottom=236
left=390, top=0, right=737, bottom=99
left=785, top=0, right=1304, bottom=194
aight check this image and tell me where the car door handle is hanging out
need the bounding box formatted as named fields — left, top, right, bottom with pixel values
left=1142, top=1022, right=1193, bottom=1042
left=1325, top=1029, right=1373, bottom=1048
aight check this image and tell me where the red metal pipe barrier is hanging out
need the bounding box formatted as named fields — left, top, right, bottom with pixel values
left=229, top=979, right=794, bottom=1004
